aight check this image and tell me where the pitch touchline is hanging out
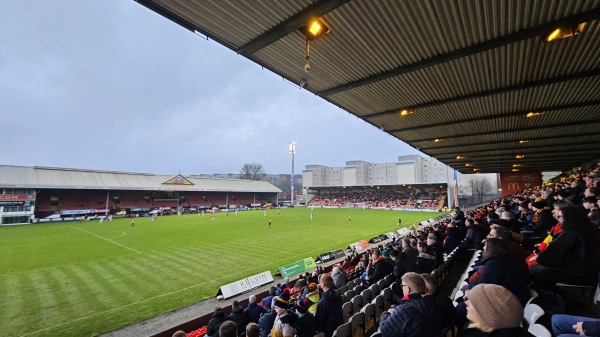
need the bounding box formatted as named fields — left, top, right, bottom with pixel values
left=70, top=227, right=141, bottom=254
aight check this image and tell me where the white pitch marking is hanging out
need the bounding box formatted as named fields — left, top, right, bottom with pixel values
left=70, top=227, right=141, bottom=254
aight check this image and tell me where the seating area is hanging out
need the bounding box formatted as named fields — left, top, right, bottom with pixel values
left=308, top=187, right=446, bottom=210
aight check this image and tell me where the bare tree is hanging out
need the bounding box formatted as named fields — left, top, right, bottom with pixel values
left=466, top=175, right=493, bottom=200
left=240, top=163, right=266, bottom=180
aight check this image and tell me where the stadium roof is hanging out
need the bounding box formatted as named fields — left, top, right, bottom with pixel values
left=134, top=0, right=600, bottom=174
left=0, top=165, right=281, bottom=193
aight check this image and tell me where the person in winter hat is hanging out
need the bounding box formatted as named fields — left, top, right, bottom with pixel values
left=459, top=284, right=533, bottom=337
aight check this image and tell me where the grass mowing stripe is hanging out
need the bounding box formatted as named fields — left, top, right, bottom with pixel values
left=67, top=264, right=116, bottom=310
left=88, top=260, right=144, bottom=303
left=29, top=270, right=61, bottom=327
left=1, top=274, right=24, bottom=330
left=46, top=266, right=87, bottom=320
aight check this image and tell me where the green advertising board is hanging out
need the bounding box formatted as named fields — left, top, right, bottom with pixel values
left=277, top=257, right=315, bottom=278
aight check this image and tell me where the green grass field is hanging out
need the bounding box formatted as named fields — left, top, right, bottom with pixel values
left=0, top=208, right=441, bottom=337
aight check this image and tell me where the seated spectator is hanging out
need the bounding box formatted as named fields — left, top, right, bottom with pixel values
left=415, top=241, right=437, bottom=274
left=219, top=321, right=238, bottom=337
left=583, top=196, right=600, bottom=226
left=229, top=300, right=249, bottom=336
left=172, top=331, right=186, bottom=337
left=552, top=314, right=600, bottom=337
left=246, top=323, right=260, bottom=337
left=331, top=265, right=345, bottom=289
left=294, top=297, right=317, bottom=337
left=258, top=298, right=276, bottom=337
left=270, top=290, right=297, bottom=337
left=389, top=248, right=410, bottom=284
left=459, top=284, right=533, bottom=336
left=460, top=219, right=487, bottom=251
left=443, top=223, right=464, bottom=254
left=245, top=295, right=267, bottom=324
left=427, top=233, right=444, bottom=266
left=401, top=236, right=418, bottom=266
left=365, top=249, right=389, bottom=285
left=521, top=200, right=554, bottom=237
left=379, top=272, right=442, bottom=337
left=484, top=224, right=531, bottom=284
left=206, top=307, right=229, bottom=337
left=530, top=206, right=600, bottom=290
left=456, top=238, right=529, bottom=328
left=421, top=273, right=456, bottom=330
left=452, top=207, right=466, bottom=226
left=315, top=274, right=343, bottom=337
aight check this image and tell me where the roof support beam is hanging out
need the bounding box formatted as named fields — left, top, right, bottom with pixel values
left=434, top=141, right=597, bottom=158
left=385, top=99, right=600, bottom=133
left=237, top=0, right=350, bottom=57
left=368, top=68, right=600, bottom=120
left=446, top=150, right=600, bottom=165
left=318, top=8, right=600, bottom=97
left=419, top=133, right=599, bottom=151
left=405, top=118, right=600, bottom=143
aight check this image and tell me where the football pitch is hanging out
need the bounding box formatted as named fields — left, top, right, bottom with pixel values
left=0, top=208, right=441, bottom=337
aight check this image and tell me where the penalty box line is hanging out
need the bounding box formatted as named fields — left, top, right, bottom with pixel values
left=70, top=226, right=141, bottom=254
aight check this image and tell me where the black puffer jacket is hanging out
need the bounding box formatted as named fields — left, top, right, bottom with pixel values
left=206, top=311, right=229, bottom=337
left=229, top=305, right=249, bottom=336
left=295, top=312, right=317, bottom=337
left=379, top=293, right=442, bottom=337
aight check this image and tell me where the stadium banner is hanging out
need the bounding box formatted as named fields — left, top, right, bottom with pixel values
left=0, top=194, right=36, bottom=201
left=499, top=171, right=542, bottom=197
left=348, top=240, right=369, bottom=251
left=0, top=201, right=32, bottom=206
left=60, top=209, right=94, bottom=215
left=315, top=248, right=346, bottom=264
left=276, top=258, right=316, bottom=278
left=217, top=271, right=273, bottom=300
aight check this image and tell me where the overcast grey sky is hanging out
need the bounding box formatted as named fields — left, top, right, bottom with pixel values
left=0, top=0, right=422, bottom=176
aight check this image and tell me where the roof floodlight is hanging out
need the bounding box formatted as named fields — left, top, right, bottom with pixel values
left=546, top=22, right=587, bottom=42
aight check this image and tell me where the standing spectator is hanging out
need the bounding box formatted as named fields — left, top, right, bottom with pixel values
left=229, top=300, right=249, bottom=336
left=459, top=284, right=533, bottom=336
left=206, top=307, right=229, bottom=337
left=245, top=295, right=266, bottom=324
left=315, top=274, right=343, bottom=337
left=379, top=272, right=442, bottom=337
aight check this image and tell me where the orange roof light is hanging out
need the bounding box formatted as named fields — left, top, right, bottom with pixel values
left=465, top=163, right=472, bottom=167
left=516, top=155, right=525, bottom=159
left=512, top=168, right=520, bottom=172
left=546, top=23, right=587, bottom=42
left=299, top=18, right=330, bottom=40
left=434, top=138, right=443, bottom=143
left=456, top=156, right=465, bottom=160
left=519, top=140, right=529, bottom=144
left=526, top=112, right=544, bottom=118
left=513, top=164, right=522, bottom=167
left=400, top=109, right=414, bottom=116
